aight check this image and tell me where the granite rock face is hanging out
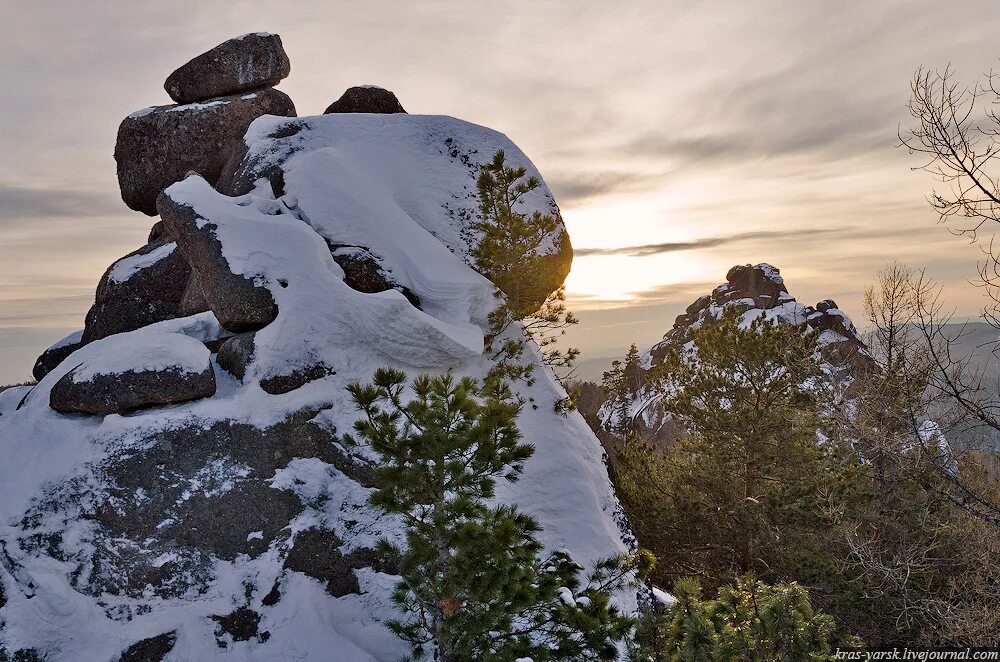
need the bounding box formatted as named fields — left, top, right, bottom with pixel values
left=115, top=88, right=296, bottom=215
left=158, top=182, right=279, bottom=332
left=165, top=33, right=290, bottom=104
left=82, top=237, right=191, bottom=343
left=49, top=363, right=216, bottom=416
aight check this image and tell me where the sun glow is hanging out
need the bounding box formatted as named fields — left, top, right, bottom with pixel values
left=561, top=192, right=723, bottom=308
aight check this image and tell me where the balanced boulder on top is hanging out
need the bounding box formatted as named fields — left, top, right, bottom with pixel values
left=324, top=86, right=407, bottom=114
left=165, top=33, right=291, bottom=104
left=115, top=88, right=296, bottom=215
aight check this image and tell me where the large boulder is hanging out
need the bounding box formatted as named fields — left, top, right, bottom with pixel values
left=49, top=332, right=216, bottom=416
left=323, top=85, right=406, bottom=114
left=115, top=88, right=296, bottom=215
left=215, top=113, right=572, bottom=316
left=31, top=330, right=84, bottom=381
left=82, top=236, right=191, bottom=343
left=164, top=33, right=290, bottom=104
left=725, top=263, right=790, bottom=310
left=157, top=180, right=279, bottom=332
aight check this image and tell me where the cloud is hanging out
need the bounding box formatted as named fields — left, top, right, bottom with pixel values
left=0, top=184, right=126, bottom=221
left=574, top=228, right=845, bottom=258
left=546, top=171, right=646, bottom=205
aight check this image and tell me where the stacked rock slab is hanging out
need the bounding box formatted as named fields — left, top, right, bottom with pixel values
left=164, top=33, right=290, bottom=104
left=82, top=234, right=191, bottom=343
left=35, top=33, right=297, bottom=404
left=157, top=183, right=279, bottom=333
left=115, top=33, right=296, bottom=215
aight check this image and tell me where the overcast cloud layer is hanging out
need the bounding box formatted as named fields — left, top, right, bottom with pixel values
left=2, top=1, right=1000, bottom=382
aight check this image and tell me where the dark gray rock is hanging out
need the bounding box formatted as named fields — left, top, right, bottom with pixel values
left=212, top=607, right=264, bottom=643
left=32, top=335, right=83, bottom=381
left=217, top=331, right=256, bottom=380
left=166, top=482, right=300, bottom=560
left=147, top=220, right=167, bottom=243
left=178, top=273, right=211, bottom=317
left=686, top=295, right=711, bottom=316
left=324, top=86, right=406, bottom=114
left=82, top=237, right=191, bottom=343
left=118, top=632, right=176, bottom=662
left=158, top=184, right=279, bottom=332
left=816, top=299, right=838, bottom=313
left=165, top=33, right=290, bottom=104
left=259, top=363, right=333, bottom=395
left=330, top=246, right=421, bottom=308
left=284, top=529, right=360, bottom=597
left=115, top=88, right=296, bottom=215
left=50, top=364, right=216, bottom=416
left=216, top=120, right=304, bottom=197
left=725, top=264, right=789, bottom=310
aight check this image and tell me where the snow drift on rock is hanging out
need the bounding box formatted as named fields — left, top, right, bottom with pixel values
left=0, top=113, right=631, bottom=661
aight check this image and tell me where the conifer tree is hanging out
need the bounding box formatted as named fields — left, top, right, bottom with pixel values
left=631, top=575, right=845, bottom=661
left=601, top=344, right=644, bottom=438
left=473, top=150, right=579, bottom=391
left=613, top=309, right=841, bottom=590
left=346, top=368, right=647, bottom=661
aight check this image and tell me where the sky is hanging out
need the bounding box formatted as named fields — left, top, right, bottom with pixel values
left=3, top=0, right=1000, bottom=383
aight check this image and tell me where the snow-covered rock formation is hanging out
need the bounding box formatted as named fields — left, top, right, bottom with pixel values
left=599, top=263, right=874, bottom=443
left=0, top=34, right=625, bottom=661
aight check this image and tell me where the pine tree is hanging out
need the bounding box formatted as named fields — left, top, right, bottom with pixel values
left=622, top=344, right=643, bottom=397
left=346, top=368, right=647, bottom=661
left=613, top=309, right=841, bottom=590
left=601, top=344, right=644, bottom=438
left=473, top=150, right=579, bottom=391
left=631, top=575, right=846, bottom=662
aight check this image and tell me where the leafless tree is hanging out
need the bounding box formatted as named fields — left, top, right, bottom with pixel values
left=901, top=65, right=1000, bottom=325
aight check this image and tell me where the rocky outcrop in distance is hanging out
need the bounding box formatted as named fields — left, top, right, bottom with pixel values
left=600, top=263, right=875, bottom=444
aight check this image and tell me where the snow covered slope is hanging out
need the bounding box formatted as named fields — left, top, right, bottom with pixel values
left=0, top=114, right=628, bottom=661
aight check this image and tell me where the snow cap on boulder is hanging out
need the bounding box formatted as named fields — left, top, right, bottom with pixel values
left=48, top=330, right=215, bottom=416
left=164, top=32, right=291, bottom=104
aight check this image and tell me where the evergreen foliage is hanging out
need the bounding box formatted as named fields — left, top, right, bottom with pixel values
left=630, top=576, right=846, bottom=662
left=602, top=344, right=644, bottom=437
left=472, top=150, right=579, bottom=396
left=346, top=368, right=647, bottom=661
left=611, top=309, right=843, bottom=590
